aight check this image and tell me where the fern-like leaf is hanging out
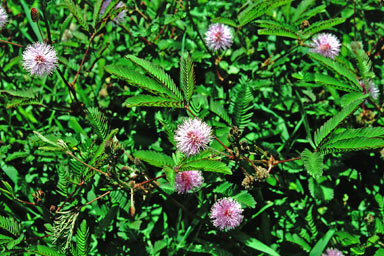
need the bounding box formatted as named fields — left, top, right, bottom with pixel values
left=180, top=53, right=195, bottom=102
left=229, top=78, right=253, bottom=130
left=126, top=55, right=183, bottom=101
left=313, top=94, right=367, bottom=148
left=305, top=205, right=318, bottom=239
left=104, top=65, right=177, bottom=98
left=238, top=0, right=293, bottom=27
left=180, top=159, right=232, bottom=175
left=258, top=27, right=299, bottom=39
left=75, top=220, right=89, bottom=256
left=326, top=127, right=384, bottom=144
left=308, top=52, right=361, bottom=89
left=86, top=108, right=110, bottom=140
left=27, top=245, right=65, bottom=256
left=123, top=95, right=184, bottom=108
left=64, top=0, right=89, bottom=31
left=350, top=42, right=375, bottom=79
left=304, top=73, right=360, bottom=92
left=134, top=150, right=174, bottom=168
left=0, top=88, right=37, bottom=98
left=319, top=137, right=384, bottom=154
left=0, top=216, right=21, bottom=236
left=302, top=18, right=345, bottom=38
left=301, top=149, right=323, bottom=178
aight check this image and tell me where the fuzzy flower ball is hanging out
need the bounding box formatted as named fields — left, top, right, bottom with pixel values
left=0, top=6, right=8, bottom=29
left=360, top=80, right=379, bottom=100
left=205, top=23, right=233, bottom=52
left=322, top=248, right=344, bottom=256
left=100, top=0, right=127, bottom=23
left=22, top=42, right=58, bottom=77
left=174, top=118, right=213, bottom=156
left=310, top=33, right=341, bottom=59
left=210, top=197, right=243, bottom=231
left=175, top=170, right=204, bottom=194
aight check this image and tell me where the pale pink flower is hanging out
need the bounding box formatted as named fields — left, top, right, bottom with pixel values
left=175, top=170, right=204, bottom=194
left=174, top=118, right=212, bottom=156
left=22, top=42, right=58, bottom=77
left=0, top=6, right=8, bottom=29
left=322, top=248, right=344, bottom=256
left=205, top=23, right=233, bottom=52
left=310, top=33, right=341, bottom=59
left=210, top=197, right=243, bottom=231
left=360, top=79, right=379, bottom=100
left=99, top=0, right=127, bottom=24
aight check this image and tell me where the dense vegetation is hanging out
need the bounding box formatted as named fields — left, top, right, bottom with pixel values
left=1, top=0, right=384, bottom=255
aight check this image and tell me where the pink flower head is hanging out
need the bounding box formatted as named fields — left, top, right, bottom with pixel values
left=0, top=6, right=8, bottom=29
left=100, top=0, right=127, bottom=24
left=174, top=118, right=212, bottom=156
left=322, top=248, right=344, bottom=256
left=175, top=170, right=204, bottom=194
left=205, top=23, right=233, bottom=52
left=360, top=79, right=379, bottom=100
left=310, top=33, right=341, bottom=59
left=22, top=42, right=58, bottom=77
left=210, top=197, right=243, bottom=231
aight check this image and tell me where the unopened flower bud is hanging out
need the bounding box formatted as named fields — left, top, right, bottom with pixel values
left=31, top=8, right=39, bottom=23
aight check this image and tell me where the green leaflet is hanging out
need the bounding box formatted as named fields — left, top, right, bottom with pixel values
left=326, top=127, right=384, bottom=144
left=126, top=55, right=183, bottom=101
left=104, top=65, right=178, bottom=99
left=301, top=149, right=323, bottom=178
left=0, top=216, right=21, bottom=236
left=238, top=0, right=293, bottom=27
left=180, top=159, right=232, bottom=175
left=232, top=231, right=280, bottom=256
left=86, top=107, right=110, bottom=140
left=180, top=53, right=195, bottom=103
left=210, top=100, right=232, bottom=125
left=302, top=18, right=345, bottom=38
left=163, top=166, right=176, bottom=187
left=291, top=0, right=315, bottom=23
left=350, top=43, right=375, bottom=79
left=123, top=95, right=184, bottom=108
left=303, top=73, right=360, bottom=92
left=320, top=137, right=384, bottom=154
left=313, top=94, right=367, bottom=148
left=134, top=150, right=174, bottom=168
left=229, top=79, right=253, bottom=130
left=64, top=0, right=89, bottom=32
left=233, top=191, right=257, bottom=208
left=211, top=17, right=237, bottom=27
left=258, top=28, right=299, bottom=39
left=308, top=52, right=361, bottom=89
left=75, top=220, right=89, bottom=256
left=27, top=245, right=65, bottom=256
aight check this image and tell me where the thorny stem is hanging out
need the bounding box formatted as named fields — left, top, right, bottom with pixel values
left=66, top=151, right=109, bottom=177
left=55, top=181, right=84, bottom=213
left=80, top=191, right=111, bottom=208
left=273, top=156, right=301, bottom=165
left=0, top=39, right=23, bottom=47
left=71, top=32, right=96, bottom=87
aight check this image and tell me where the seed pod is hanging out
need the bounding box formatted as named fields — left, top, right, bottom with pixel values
left=31, top=8, right=39, bottom=23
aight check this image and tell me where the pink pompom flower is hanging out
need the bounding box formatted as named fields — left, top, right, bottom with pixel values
left=174, top=118, right=213, bottom=156
left=22, top=42, right=58, bottom=77
left=99, top=0, right=127, bottom=24
left=175, top=170, right=204, bottom=194
left=0, top=6, right=8, bottom=29
left=310, top=33, right=341, bottom=59
left=322, top=248, right=344, bottom=256
left=210, top=197, right=243, bottom=231
left=360, top=79, right=379, bottom=100
left=205, top=23, right=233, bottom=52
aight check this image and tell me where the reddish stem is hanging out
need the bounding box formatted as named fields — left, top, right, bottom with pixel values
left=134, top=174, right=166, bottom=189
left=80, top=190, right=111, bottom=208
left=71, top=32, right=96, bottom=87
left=0, top=39, right=23, bottom=47
left=66, top=151, right=109, bottom=177
left=273, top=156, right=301, bottom=165
left=55, top=180, right=84, bottom=213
